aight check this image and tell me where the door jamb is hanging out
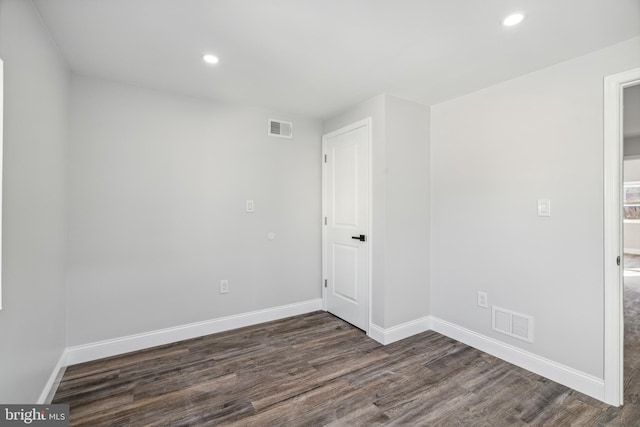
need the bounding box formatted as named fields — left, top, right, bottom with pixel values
left=603, top=67, right=640, bottom=406
left=321, top=117, right=373, bottom=334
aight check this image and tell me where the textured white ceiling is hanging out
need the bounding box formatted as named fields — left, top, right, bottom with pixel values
left=33, top=0, right=640, bottom=119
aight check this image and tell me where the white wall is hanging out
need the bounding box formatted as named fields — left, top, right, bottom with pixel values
left=431, top=37, right=640, bottom=378
left=624, top=158, right=640, bottom=181
left=323, top=94, right=430, bottom=329
left=66, top=75, right=322, bottom=346
left=0, top=0, right=69, bottom=402
left=624, top=157, right=640, bottom=252
left=383, top=96, right=430, bottom=327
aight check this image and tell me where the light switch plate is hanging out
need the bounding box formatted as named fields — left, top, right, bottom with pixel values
left=246, top=200, right=254, bottom=213
left=477, top=291, right=488, bottom=308
left=220, top=280, right=229, bottom=294
left=537, top=199, right=551, bottom=217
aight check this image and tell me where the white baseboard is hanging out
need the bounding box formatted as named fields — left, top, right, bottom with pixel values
left=44, top=304, right=607, bottom=406
left=64, top=299, right=322, bottom=366
left=430, top=316, right=605, bottom=402
left=624, top=248, right=640, bottom=255
left=37, top=351, right=67, bottom=404
left=368, top=316, right=431, bottom=345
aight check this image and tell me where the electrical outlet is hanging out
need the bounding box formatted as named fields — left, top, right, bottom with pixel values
left=220, top=280, right=229, bottom=294
left=477, top=291, right=488, bottom=308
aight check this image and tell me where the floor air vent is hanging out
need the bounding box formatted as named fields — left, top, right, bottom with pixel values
left=268, top=119, right=293, bottom=139
left=492, top=306, right=533, bottom=343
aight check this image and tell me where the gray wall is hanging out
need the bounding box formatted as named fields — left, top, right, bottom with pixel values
left=66, top=75, right=323, bottom=346
left=624, top=136, right=640, bottom=157
left=621, top=85, right=640, bottom=154
left=624, top=84, right=640, bottom=137
left=0, top=0, right=69, bottom=402
left=431, top=37, right=640, bottom=378
left=323, top=94, right=430, bottom=329
left=383, top=96, right=430, bottom=327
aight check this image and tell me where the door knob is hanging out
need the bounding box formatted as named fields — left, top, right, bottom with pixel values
left=351, top=234, right=366, bottom=242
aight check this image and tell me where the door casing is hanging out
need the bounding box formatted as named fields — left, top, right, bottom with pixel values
left=603, top=67, right=640, bottom=406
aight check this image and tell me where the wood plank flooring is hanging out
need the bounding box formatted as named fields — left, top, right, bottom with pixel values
left=53, top=289, right=640, bottom=426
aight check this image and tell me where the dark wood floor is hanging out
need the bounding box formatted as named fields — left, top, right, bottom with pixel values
left=54, top=289, right=640, bottom=426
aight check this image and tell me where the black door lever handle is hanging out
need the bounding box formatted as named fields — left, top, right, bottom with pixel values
left=351, top=234, right=366, bottom=242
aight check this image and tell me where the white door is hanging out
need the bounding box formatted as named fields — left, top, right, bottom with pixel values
left=322, top=118, right=370, bottom=331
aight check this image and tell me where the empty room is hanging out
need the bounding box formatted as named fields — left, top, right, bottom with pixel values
left=1, top=0, right=640, bottom=425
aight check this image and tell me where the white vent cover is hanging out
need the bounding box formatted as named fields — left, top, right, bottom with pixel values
left=268, top=119, right=293, bottom=139
left=492, top=306, right=534, bottom=343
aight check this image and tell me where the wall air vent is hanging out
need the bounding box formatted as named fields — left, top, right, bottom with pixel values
left=492, top=306, right=534, bottom=343
left=268, top=119, right=293, bottom=139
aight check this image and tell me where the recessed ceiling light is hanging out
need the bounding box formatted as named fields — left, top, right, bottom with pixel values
left=203, top=54, right=219, bottom=65
left=503, top=13, right=525, bottom=27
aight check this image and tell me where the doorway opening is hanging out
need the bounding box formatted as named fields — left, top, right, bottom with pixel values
left=604, top=68, right=640, bottom=406
left=622, top=83, right=640, bottom=407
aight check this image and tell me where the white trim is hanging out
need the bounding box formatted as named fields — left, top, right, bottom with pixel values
left=37, top=351, right=67, bottom=404
left=65, top=299, right=322, bottom=366
left=604, top=67, right=640, bottom=406
left=367, top=324, right=386, bottom=344
left=367, top=314, right=605, bottom=401
left=623, top=248, right=640, bottom=255
left=43, top=306, right=613, bottom=405
left=368, top=317, right=431, bottom=345
left=623, top=154, right=640, bottom=160
left=321, top=118, right=373, bottom=333
left=430, top=317, right=606, bottom=402
left=367, top=119, right=373, bottom=342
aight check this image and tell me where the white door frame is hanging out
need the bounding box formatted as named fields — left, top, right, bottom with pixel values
left=321, top=117, right=373, bottom=333
left=0, top=58, right=4, bottom=311
left=603, top=67, right=640, bottom=406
